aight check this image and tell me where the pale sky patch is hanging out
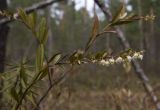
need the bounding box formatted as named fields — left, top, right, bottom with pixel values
left=73, top=0, right=94, bottom=12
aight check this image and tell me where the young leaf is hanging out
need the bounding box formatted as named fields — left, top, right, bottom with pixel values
left=110, top=20, right=134, bottom=26
left=37, top=67, right=48, bottom=80
left=48, top=53, right=62, bottom=64
left=85, top=14, right=99, bottom=51
left=10, top=87, right=19, bottom=103
left=36, top=44, right=44, bottom=72
left=37, top=18, right=48, bottom=44
left=17, top=8, right=27, bottom=23
left=111, top=4, right=125, bottom=23
left=26, top=94, right=37, bottom=106
left=19, top=65, right=28, bottom=87
left=28, top=12, right=37, bottom=31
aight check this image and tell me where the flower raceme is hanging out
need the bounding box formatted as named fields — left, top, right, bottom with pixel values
left=93, top=52, right=143, bottom=67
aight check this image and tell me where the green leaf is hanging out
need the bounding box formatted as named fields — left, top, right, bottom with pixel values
left=49, top=53, right=62, bottom=64
left=37, top=67, right=48, bottom=80
left=85, top=14, right=99, bottom=51
left=26, top=94, right=37, bottom=106
left=17, top=8, right=27, bottom=23
left=36, top=44, right=44, bottom=72
left=28, top=12, right=37, bottom=31
left=10, top=87, right=19, bottom=103
left=19, top=65, right=28, bottom=86
left=37, top=18, right=48, bottom=44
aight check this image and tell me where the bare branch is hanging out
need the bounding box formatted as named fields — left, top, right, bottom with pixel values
left=94, top=0, right=160, bottom=109
left=0, top=0, right=64, bottom=25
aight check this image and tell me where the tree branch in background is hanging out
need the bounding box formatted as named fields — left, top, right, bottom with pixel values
left=0, top=0, right=64, bottom=25
left=94, top=0, right=160, bottom=110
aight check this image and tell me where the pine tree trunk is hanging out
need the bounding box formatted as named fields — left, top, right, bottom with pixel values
left=0, top=0, right=9, bottom=108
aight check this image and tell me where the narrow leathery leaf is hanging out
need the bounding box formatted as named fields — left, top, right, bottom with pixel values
left=95, top=51, right=108, bottom=60
left=49, top=53, right=62, bottom=64
left=0, top=84, right=13, bottom=93
left=26, top=94, right=37, bottom=106
left=69, top=51, right=84, bottom=64
left=69, top=52, right=77, bottom=64
left=36, top=44, right=44, bottom=72
left=111, top=4, right=125, bottom=22
left=19, top=65, right=28, bottom=86
left=97, top=30, right=116, bottom=37
left=10, top=87, right=19, bottom=103
left=37, top=18, right=48, bottom=44
left=103, top=25, right=114, bottom=32
left=19, top=83, right=23, bottom=98
left=102, top=23, right=112, bottom=32
left=28, top=13, right=36, bottom=31
left=33, top=66, right=46, bottom=81
left=30, top=89, right=39, bottom=96
left=11, top=105, right=16, bottom=110
left=123, top=62, right=131, bottom=73
left=126, top=13, right=137, bottom=19
left=57, top=54, right=68, bottom=64
left=102, top=30, right=116, bottom=33
left=102, top=52, right=108, bottom=58
left=17, top=8, right=27, bottom=22
left=111, top=20, right=135, bottom=26
left=20, top=77, right=27, bottom=89
left=37, top=67, right=48, bottom=80
left=20, top=106, right=27, bottom=110
left=85, top=14, right=99, bottom=51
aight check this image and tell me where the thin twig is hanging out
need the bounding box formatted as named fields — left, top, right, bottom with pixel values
left=0, top=0, right=64, bottom=25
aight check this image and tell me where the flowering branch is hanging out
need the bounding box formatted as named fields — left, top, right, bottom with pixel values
left=94, top=0, right=160, bottom=109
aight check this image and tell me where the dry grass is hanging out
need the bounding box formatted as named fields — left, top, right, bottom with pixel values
left=33, top=65, right=160, bottom=110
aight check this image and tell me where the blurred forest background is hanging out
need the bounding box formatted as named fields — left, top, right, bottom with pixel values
left=0, top=0, right=160, bottom=110
left=5, top=0, right=160, bottom=73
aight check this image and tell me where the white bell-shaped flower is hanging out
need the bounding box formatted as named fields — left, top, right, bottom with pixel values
left=126, top=56, right=132, bottom=62
left=116, top=57, right=123, bottom=64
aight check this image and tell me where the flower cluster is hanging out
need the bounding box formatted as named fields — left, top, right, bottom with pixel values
left=92, top=52, right=143, bottom=67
